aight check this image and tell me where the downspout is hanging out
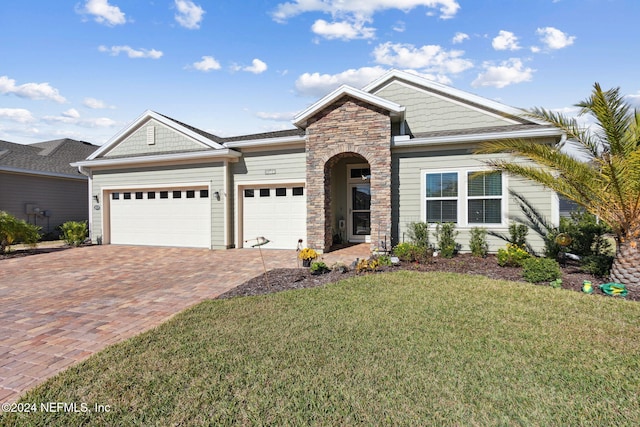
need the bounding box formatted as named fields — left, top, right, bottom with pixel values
left=76, top=165, right=94, bottom=242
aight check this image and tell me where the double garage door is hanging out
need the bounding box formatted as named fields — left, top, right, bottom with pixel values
left=242, top=185, right=306, bottom=250
left=109, top=187, right=211, bottom=248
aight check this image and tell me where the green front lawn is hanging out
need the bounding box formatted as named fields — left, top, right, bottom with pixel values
left=3, top=271, right=639, bottom=425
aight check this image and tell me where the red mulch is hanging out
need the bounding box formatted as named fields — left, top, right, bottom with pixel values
left=218, top=254, right=639, bottom=302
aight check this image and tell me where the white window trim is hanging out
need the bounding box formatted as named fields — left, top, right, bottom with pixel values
left=421, top=168, right=508, bottom=227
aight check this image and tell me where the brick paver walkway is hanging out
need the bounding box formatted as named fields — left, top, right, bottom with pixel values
left=0, top=244, right=369, bottom=403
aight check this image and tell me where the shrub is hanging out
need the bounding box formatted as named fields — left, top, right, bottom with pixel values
left=521, top=257, right=562, bottom=283
left=434, top=222, right=459, bottom=258
left=497, top=243, right=530, bottom=267
left=376, top=254, right=393, bottom=267
left=310, top=261, right=329, bottom=275
left=406, top=221, right=430, bottom=247
left=0, top=211, right=41, bottom=252
left=508, top=223, right=529, bottom=248
left=469, top=227, right=489, bottom=258
left=580, top=254, right=614, bottom=277
left=393, top=242, right=418, bottom=262
left=356, top=258, right=379, bottom=273
left=61, top=221, right=88, bottom=247
left=331, top=262, right=349, bottom=274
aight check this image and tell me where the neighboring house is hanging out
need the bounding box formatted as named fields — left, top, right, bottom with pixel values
left=0, top=138, right=99, bottom=235
left=72, top=70, right=563, bottom=252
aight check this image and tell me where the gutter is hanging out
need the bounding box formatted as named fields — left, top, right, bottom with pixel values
left=71, top=149, right=242, bottom=169
left=392, top=127, right=564, bottom=148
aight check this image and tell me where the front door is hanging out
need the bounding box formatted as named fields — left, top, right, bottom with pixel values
left=348, top=182, right=371, bottom=242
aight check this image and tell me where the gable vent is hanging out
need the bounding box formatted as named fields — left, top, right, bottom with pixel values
left=146, top=126, right=155, bottom=145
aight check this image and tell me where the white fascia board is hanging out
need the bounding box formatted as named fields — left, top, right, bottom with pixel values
left=392, top=127, right=564, bottom=148
left=0, top=166, right=86, bottom=180
left=223, top=135, right=306, bottom=149
left=87, top=110, right=224, bottom=160
left=364, top=69, right=546, bottom=125
left=293, top=85, right=405, bottom=128
left=73, top=149, right=241, bottom=169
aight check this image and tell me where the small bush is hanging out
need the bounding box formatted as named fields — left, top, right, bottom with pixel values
left=61, top=221, right=88, bottom=247
left=521, top=257, right=562, bottom=283
left=331, top=262, right=349, bottom=274
left=508, top=223, right=529, bottom=247
left=497, top=243, right=530, bottom=267
left=356, top=258, right=379, bottom=273
left=434, top=222, right=459, bottom=258
left=393, top=242, right=418, bottom=262
left=580, top=254, right=614, bottom=277
left=0, top=211, right=41, bottom=252
left=407, top=221, right=430, bottom=247
left=310, top=261, right=329, bottom=275
left=376, top=254, right=393, bottom=267
left=469, top=227, right=489, bottom=258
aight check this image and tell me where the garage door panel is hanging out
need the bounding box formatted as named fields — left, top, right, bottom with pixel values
left=243, top=186, right=306, bottom=250
left=110, top=189, right=210, bottom=248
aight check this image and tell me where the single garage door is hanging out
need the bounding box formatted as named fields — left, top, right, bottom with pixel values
left=109, top=188, right=211, bottom=248
left=242, top=185, right=306, bottom=249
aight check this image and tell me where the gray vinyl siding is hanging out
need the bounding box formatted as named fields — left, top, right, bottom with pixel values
left=91, top=162, right=226, bottom=249
left=392, top=150, right=555, bottom=253
left=375, top=82, right=515, bottom=134
left=102, top=119, right=209, bottom=158
left=0, top=172, right=88, bottom=235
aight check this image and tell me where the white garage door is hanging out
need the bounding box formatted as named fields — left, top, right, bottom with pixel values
left=109, top=188, right=211, bottom=248
left=242, top=186, right=306, bottom=249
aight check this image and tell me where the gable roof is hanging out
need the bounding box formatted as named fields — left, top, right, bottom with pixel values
left=0, top=138, right=99, bottom=179
left=362, top=69, right=542, bottom=125
left=292, top=85, right=405, bottom=129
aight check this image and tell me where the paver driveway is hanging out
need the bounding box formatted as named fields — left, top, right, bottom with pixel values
left=0, top=245, right=305, bottom=404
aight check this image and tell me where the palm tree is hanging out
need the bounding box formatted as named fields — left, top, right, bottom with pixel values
left=477, top=83, right=640, bottom=284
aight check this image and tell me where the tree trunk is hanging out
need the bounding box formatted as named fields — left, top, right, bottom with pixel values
left=610, top=239, right=640, bottom=285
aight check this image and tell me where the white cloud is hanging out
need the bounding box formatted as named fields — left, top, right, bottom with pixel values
left=295, top=66, right=388, bottom=97
left=393, top=21, right=406, bottom=33
left=272, top=0, right=460, bottom=22
left=536, top=27, right=575, bottom=50
left=62, top=108, right=81, bottom=119
left=43, top=110, right=117, bottom=128
left=452, top=32, right=469, bottom=44
left=235, top=59, right=268, bottom=74
left=78, top=0, right=126, bottom=26
left=471, top=58, right=534, bottom=88
left=0, top=108, right=34, bottom=123
left=98, top=45, right=163, bottom=59
left=627, top=91, right=640, bottom=106
left=174, top=0, right=205, bottom=29
left=372, top=42, right=473, bottom=74
left=492, top=30, right=520, bottom=51
left=311, top=19, right=375, bottom=40
left=190, top=56, right=221, bottom=72
left=0, top=76, right=66, bottom=103
left=256, top=111, right=297, bottom=121
left=83, top=97, right=115, bottom=109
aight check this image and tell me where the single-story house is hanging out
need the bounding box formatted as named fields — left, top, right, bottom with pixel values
left=0, top=138, right=99, bottom=235
left=72, top=70, right=563, bottom=252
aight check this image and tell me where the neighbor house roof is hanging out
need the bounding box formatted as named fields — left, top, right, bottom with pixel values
left=0, top=138, right=99, bottom=179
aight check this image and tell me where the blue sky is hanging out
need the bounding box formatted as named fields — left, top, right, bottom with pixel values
left=1, top=0, right=638, bottom=145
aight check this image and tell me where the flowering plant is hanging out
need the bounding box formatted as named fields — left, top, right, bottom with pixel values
left=298, top=247, right=318, bottom=261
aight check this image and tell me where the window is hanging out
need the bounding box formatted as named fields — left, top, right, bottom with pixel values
left=112, top=192, right=120, bottom=200
left=350, top=167, right=371, bottom=180
left=423, top=170, right=504, bottom=225
left=173, top=191, right=182, bottom=199
left=200, top=189, right=209, bottom=198
left=148, top=191, right=156, bottom=199
left=244, top=189, right=254, bottom=198
left=160, top=191, right=169, bottom=199
left=186, top=190, right=195, bottom=199
left=276, top=187, right=286, bottom=197
left=135, top=192, right=143, bottom=200
left=425, top=172, right=458, bottom=223
left=123, top=192, right=131, bottom=200
left=468, top=171, right=502, bottom=224
left=292, top=187, right=304, bottom=196
left=260, top=188, right=270, bottom=197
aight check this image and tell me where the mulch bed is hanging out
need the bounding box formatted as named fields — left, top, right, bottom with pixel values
left=219, top=254, right=639, bottom=302
left=0, top=246, right=73, bottom=260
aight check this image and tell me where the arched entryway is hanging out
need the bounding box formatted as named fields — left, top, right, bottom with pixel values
left=325, top=153, right=371, bottom=248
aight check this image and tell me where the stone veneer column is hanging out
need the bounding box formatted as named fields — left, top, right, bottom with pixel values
left=305, top=96, right=392, bottom=252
